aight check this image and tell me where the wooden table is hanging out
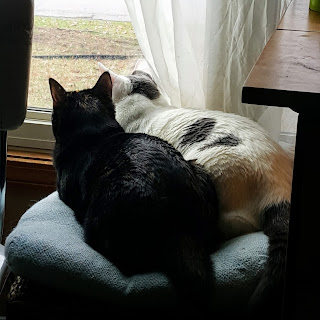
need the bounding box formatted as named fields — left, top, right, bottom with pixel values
left=242, top=0, right=320, bottom=319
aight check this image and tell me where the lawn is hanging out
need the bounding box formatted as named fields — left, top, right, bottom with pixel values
left=28, top=16, right=143, bottom=109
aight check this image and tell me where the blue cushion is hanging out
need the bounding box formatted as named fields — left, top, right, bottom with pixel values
left=5, top=192, right=268, bottom=311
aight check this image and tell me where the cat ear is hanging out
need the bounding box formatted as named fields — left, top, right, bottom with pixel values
left=98, top=62, right=108, bottom=73
left=49, top=78, right=67, bottom=106
left=98, top=62, right=128, bottom=87
left=92, top=71, right=112, bottom=98
left=97, top=62, right=132, bottom=102
left=133, top=58, right=152, bottom=76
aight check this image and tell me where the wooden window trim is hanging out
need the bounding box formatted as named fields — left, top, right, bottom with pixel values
left=7, top=148, right=56, bottom=187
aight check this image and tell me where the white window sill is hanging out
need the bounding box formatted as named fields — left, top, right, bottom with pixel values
left=7, top=108, right=54, bottom=152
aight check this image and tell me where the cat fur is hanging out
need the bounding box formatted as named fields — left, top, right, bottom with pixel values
left=49, top=72, right=220, bottom=315
left=98, top=61, right=293, bottom=317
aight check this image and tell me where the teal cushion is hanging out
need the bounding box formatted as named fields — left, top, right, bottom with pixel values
left=5, top=192, right=268, bottom=311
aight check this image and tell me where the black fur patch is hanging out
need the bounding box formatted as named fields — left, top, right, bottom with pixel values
left=261, top=201, right=290, bottom=235
left=199, top=134, right=241, bottom=151
left=180, top=118, right=216, bottom=147
left=128, top=70, right=160, bottom=100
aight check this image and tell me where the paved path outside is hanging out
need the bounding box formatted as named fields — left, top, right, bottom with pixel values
left=34, top=0, right=130, bottom=21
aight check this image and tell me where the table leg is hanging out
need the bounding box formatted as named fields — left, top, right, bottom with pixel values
left=283, top=111, right=319, bottom=320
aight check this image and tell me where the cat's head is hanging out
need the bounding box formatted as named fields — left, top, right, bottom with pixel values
left=98, top=61, right=162, bottom=104
left=49, top=72, right=116, bottom=142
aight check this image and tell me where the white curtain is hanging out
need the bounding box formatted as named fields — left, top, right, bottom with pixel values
left=125, top=0, right=291, bottom=141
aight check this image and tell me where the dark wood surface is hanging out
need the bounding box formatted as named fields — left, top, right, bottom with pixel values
left=242, top=0, right=320, bottom=110
left=242, top=29, right=320, bottom=110
left=242, top=0, right=320, bottom=319
left=4, top=149, right=56, bottom=244
left=279, top=0, right=320, bottom=31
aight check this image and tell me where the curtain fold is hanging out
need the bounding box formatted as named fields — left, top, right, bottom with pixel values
left=125, top=0, right=291, bottom=141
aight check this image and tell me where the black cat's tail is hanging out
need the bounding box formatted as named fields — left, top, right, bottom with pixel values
left=165, top=235, right=214, bottom=317
left=249, top=201, right=290, bottom=319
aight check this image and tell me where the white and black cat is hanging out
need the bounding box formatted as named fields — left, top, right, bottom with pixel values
left=49, top=72, right=220, bottom=315
left=98, top=61, right=294, bottom=317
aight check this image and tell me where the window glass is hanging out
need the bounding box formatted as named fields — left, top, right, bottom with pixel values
left=28, top=2, right=142, bottom=109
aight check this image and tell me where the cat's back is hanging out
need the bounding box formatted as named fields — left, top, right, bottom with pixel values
left=97, top=131, right=194, bottom=186
left=124, top=102, right=284, bottom=165
left=56, top=128, right=185, bottom=181
left=117, top=95, right=273, bottom=152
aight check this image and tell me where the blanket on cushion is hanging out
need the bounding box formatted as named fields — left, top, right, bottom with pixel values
left=5, top=192, right=268, bottom=312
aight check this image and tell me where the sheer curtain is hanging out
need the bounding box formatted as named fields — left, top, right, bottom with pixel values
left=125, top=0, right=291, bottom=141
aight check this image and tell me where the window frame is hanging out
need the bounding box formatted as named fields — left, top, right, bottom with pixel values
left=7, top=108, right=54, bottom=152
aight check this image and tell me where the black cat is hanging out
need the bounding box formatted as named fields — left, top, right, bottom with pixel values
left=49, top=72, right=219, bottom=314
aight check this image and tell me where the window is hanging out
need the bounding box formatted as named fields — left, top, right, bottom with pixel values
left=8, top=0, right=142, bottom=152
left=8, top=0, right=297, bottom=153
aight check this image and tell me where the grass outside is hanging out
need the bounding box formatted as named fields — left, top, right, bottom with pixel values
left=28, top=16, right=143, bottom=109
